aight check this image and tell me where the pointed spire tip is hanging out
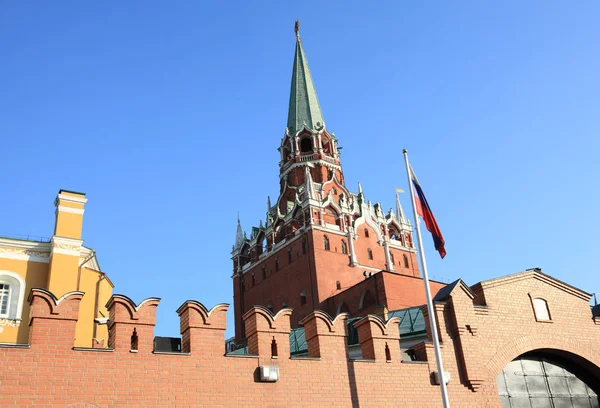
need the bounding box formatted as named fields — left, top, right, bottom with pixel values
left=295, top=19, right=300, bottom=39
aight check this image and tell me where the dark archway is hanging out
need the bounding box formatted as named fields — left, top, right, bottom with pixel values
left=300, top=138, right=312, bottom=153
left=496, top=350, right=600, bottom=407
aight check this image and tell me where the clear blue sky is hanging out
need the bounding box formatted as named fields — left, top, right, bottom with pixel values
left=2, top=2, right=599, bottom=338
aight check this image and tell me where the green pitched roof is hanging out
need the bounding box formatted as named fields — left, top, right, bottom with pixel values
left=287, top=34, right=325, bottom=136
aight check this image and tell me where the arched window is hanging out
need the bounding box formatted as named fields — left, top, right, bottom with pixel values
left=300, top=138, right=312, bottom=153
left=275, top=256, right=280, bottom=271
left=0, top=271, right=26, bottom=320
left=251, top=273, right=256, bottom=286
left=359, top=290, right=376, bottom=310
left=323, top=235, right=330, bottom=251
left=262, top=237, right=268, bottom=253
left=364, top=228, right=369, bottom=238
left=336, top=281, right=341, bottom=290
left=533, top=298, right=551, bottom=321
left=403, top=254, right=409, bottom=268
left=341, top=240, right=348, bottom=255
left=262, top=265, right=267, bottom=279
left=288, top=247, right=293, bottom=263
left=390, top=252, right=395, bottom=265
left=302, top=239, right=307, bottom=254
left=367, top=248, right=373, bottom=260
left=300, top=291, right=307, bottom=306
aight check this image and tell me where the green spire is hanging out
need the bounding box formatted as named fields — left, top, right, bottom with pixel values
left=287, top=23, right=325, bottom=136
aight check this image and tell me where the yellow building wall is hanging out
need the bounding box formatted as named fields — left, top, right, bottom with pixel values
left=1, top=190, right=114, bottom=348
left=95, top=276, right=113, bottom=345
left=54, top=211, right=84, bottom=239
left=74, top=268, right=113, bottom=348
left=0, top=257, right=49, bottom=344
left=47, top=253, right=81, bottom=298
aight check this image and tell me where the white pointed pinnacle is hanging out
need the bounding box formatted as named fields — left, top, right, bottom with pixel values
left=304, top=166, right=315, bottom=200
left=396, top=190, right=406, bottom=221
left=358, top=182, right=363, bottom=194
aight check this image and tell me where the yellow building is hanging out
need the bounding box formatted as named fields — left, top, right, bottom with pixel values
left=0, top=190, right=113, bottom=347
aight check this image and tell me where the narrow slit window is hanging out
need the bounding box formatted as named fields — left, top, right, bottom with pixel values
left=403, top=254, right=409, bottom=268
left=341, top=240, right=348, bottom=255
left=364, top=228, right=369, bottom=238
left=131, top=328, right=139, bottom=351
left=367, top=248, right=373, bottom=260
left=323, top=235, right=330, bottom=251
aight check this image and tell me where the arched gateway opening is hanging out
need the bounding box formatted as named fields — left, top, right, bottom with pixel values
left=496, top=351, right=600, bottom=408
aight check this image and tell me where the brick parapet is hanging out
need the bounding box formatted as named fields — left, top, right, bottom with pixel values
left=176, top=300, right=229, bottom=355
left=106, top=294, right=160, bottom=352
left=299, top=311, right=349, bottom=359
left=1, top=278, right=599, bottom=407
left=353, top=315, right=401, bottom=362
left=243, top=306, right=292, bottom=362
left=27, top=289, right=84, bottom=349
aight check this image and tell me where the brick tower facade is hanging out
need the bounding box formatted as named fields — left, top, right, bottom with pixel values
left=231, top=27, right=425, bottom=342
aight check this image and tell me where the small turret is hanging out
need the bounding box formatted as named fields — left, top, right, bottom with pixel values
left=396, top=190, right=407, bottom=221
left=234, top=216, right=245, bottom=250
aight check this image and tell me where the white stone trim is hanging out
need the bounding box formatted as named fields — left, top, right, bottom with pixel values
left=0, top=247, right=50, bottom=263
left=56, top=193, right=88, bottom=205
left=51, top=236, right=83, bottom=257
left=57, top=205, right=85, bottom=215
left=94, top=317, right=109, bottom=325
left=311, top=225, right=347, bottom=237
left=0, top=271, right=26, bottom=320
left=79, top=247, right=101, bottom=271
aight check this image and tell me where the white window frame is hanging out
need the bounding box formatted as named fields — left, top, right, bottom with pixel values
left=532, top=298, right=551, bottom=321
left=528, top=292, right=552, bottom=323
left=0, top=271, right=26, bottom=321
left=0, top=283, right=12, bottom=318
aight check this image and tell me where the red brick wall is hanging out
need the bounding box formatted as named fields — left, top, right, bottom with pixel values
left=234, top=228, right=422, bottom=340
left=324, top=272, right=447, bottom=317
left=234, top=233, right=317, bottom=340
left=3, top=272, right=598, bottom=407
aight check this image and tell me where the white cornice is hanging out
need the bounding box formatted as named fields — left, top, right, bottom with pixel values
left=0, top=238, right=51, bottom=263
left=55, top=193, right=87, bottom=205
left=57, top=205, right=85, bottom=215
left=0, top=247, right=50, bottom=263
left=51, top=236, right=83, bottom=257
left=280, top=160, right=341, bottom=179
left=311, top=224, right=347, bottom=237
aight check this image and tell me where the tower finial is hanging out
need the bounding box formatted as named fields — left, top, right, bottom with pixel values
left=295, top=19, right=300, bottom=39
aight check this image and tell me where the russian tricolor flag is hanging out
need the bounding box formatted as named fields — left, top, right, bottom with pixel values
left=409, top=165, right=447, bottom=259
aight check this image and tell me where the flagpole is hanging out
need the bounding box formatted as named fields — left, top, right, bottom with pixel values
left=402, top=149, right=451, bottom=408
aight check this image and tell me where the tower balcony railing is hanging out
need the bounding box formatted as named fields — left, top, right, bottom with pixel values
left=322, top=155, right=336, bottom=164
left=298, top=154, right=314, bottom=162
